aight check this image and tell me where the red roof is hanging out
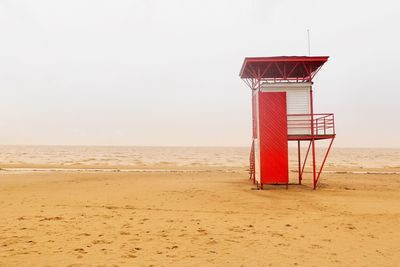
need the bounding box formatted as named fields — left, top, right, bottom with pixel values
left=239, top=56, right=329, bottom=80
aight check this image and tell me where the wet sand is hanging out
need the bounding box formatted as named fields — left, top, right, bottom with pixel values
left=1, top=165, right=399, bottom=266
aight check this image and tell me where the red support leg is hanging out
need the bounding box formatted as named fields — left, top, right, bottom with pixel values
left=315, top=137, right=335, bottom=185
left=309, top=78, right=317, bottom=190
left=311, top=138, right=317, bottom=190
left=301, top=141, right=312, bottom=179
left=297, top=140, right=301, bottom=184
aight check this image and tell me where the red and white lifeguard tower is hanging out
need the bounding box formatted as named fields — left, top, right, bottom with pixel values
left=239, top=56, right=335, bottom=190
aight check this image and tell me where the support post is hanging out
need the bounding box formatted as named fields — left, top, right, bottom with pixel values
left=310, top=80, right=317, bottom=190
left=297, top=140, right=301, bottom=184
left=311, top=138, right=317, bottom=190
left=256, top=67, right=261, bottom=186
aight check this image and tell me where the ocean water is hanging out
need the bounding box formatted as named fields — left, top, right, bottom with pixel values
left=0, top=145, right=399, bottom=170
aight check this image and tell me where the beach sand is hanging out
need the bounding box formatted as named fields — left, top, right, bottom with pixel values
left=1, top=162, right=400, bottom=266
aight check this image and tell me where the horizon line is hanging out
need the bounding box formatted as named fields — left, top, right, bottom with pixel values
left=0, top=144, right=399, bottom=149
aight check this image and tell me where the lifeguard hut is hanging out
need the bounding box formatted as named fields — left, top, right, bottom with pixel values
left=239, top=56, right=335, bottom=190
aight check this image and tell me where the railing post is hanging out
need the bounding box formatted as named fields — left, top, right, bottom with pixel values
left=324, top=117, right=326, bottom=135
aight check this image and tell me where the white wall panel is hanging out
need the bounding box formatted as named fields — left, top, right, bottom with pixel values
left=261, top=83, right=311, bottom=135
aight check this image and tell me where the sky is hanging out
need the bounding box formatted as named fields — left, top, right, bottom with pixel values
left=0, top=0, right=399, bottom=147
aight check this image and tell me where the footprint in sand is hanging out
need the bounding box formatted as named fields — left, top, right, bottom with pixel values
left=139, top=218, right=149, bottom=224
left=77, top=233, right=91, bottom=237
left=207, top=239, right=218, bottom=245
left=122, top=223, right=131, bottom=228
left=367, top=234, right=376, bottom=239
left=39, top=216, right=63, bottom=221
left=346, top=224, right=356, bottom=230
left=92, top=240, right=113, bottom=245
left=270, top=232, right=284, bottom=237
left=197, top=228, right=207, bottom=235
left=73, top=248, right=87, bottom=254
left=276, top=243, right=290, bottom=247
left=228, top=226, right=245, bottom=233
left=124, top=253, right=137, bottom=258
left=310, top=244, right=323, bottom=249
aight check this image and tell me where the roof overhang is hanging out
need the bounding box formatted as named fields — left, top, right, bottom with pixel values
left=239, top=56, right=329, bottom=81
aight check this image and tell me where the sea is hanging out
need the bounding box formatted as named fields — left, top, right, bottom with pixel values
left=0, top=145, right=399, bottom=170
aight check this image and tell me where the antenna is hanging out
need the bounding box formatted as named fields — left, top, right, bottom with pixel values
left=307, top=29, right=311, bottom=56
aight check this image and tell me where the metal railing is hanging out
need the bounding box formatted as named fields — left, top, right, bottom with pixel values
left=287, top=113, right=335, bottom=136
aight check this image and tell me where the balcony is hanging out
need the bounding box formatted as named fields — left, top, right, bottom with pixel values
left=287, top=113, right=335, bottom=141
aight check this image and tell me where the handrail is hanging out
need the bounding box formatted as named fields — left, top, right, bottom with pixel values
left=287, top=113, right=335, bottom=136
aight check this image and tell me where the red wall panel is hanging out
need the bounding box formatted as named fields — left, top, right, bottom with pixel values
left=258, top=92, right=288, bottom=184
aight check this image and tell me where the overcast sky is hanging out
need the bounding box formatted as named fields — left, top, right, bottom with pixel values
left=0, top=0, right=399, bottom=147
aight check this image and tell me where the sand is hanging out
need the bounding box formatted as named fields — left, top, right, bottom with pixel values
left=1, top=164, right=400, bottom=266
